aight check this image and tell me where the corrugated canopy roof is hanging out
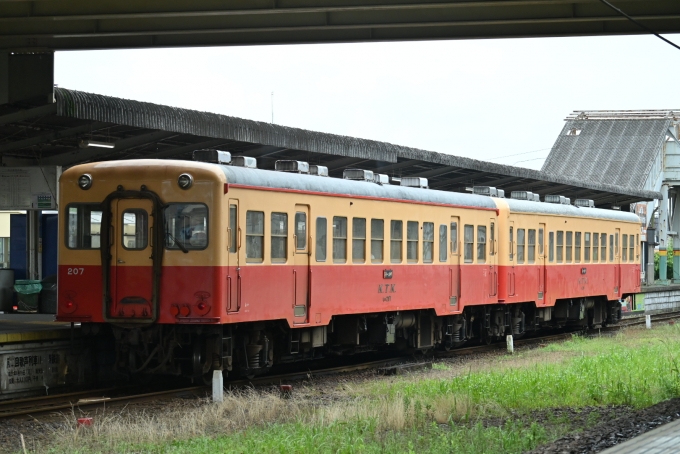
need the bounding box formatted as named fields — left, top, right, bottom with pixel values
left=542, top=110, right=678, bottom=193
left=0, top=89, right=661, bottom=208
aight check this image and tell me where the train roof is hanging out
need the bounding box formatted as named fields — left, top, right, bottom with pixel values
left=504, top=197, right=641, bottom=223
left=219, top=165, right=498, bottom=211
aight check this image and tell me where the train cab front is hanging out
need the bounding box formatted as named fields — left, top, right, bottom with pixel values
left=57, top=160, right=228, bottom=382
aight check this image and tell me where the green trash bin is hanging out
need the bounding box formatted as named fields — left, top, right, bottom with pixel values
left=14, top=280, right=42, bottom=312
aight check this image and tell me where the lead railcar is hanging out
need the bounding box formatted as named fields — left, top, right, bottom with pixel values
left=57, top=152, right=641, bottom=381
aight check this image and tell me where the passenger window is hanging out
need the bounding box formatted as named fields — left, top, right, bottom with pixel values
left=556, top=231, right=564, bottom=263
left=451, top=222, right=458, bottom=254
left=229, top=205, right=237, bottom=253
left=439, top=224, right=447, bottom=262
left=630, top=235, right=635, bottom=261
left=517, top=229, right=525, bottom=264
left=635, top=234, right=639, bottom=259
left=464, top=225, right=474, bottom=263
left=601, top=233, right=607, bottom=262
left=538, top=228, right=544, bottom=256
left=271, top=212, right=288, bottom=262
left=423, top=222, right=434, bottom=263
left=584, top=233, right=591, bottom=262
left=593, top=233, right=599, bottom=262
left=477, top=225, right=486, bottom=263
left=390, top=220, right=403, bottom=263
left=407, top=221, right=419, bottom=262
left=165, top=203, right=209, bottom=251
left=295, top=212, right=306, bottom=250
left=528, top=229, right=536, bottom=263
left=245, top=211, right=264, bottom=262
left=509, top=226, right=514, bottom=261
left=316, top=217, right=327, bottom=262
left=333, top=216, right=348, bottom=263
left=490, top=222, right=495, bottom=256
left=67, top=204, right=102, bottom=249
left=566, top=232, right=572, bottom=263
left=622, top=234, right=628, bottom=262
left=575, top=232, right=581, bottom=263
left=549, top=232, right=554, bottom=262
left=371, top=219, right=384, bottom=263
left=122, top=209, right=148, bottom=250
left=615, top=233, right=619, bottom=258
left=352, top=218, right=366, bottom=263
left=609, top=234, right=614, bottom=262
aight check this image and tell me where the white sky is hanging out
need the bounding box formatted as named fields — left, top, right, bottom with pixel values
left=55, top=34, right=680, bottom=171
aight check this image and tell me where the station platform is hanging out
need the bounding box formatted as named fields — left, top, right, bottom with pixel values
left=601, top=418, right=680, bottom=453
left=0, top=314, right=74, bottom=343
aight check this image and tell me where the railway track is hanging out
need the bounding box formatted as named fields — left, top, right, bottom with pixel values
left=3, top=310, right=680, bottom=420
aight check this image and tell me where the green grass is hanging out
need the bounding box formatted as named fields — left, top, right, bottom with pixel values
left=39, top=325, right=680, bottom=454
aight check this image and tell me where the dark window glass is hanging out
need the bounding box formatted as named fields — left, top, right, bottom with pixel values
left=316, top=217, right=327, bottom=262
left=229, top=205, right=237, bottom=253
left=575, top=232, right=581, bottom=263
left=528, top=229, right=536, bottom=263
left=371, top=219, right=384, bottom=263
left=549, top=232, right=554, bottom=262
left=490, top=222, right=495, bottom=256
left=630, top=235, right=635, bottom=261
left=509, top=226, right=514, bottom=261
left=164, top=203, right=209, bottom=251
left=439, top=224, right=447, bottom=262
left=333, top=217, right=348, bottom=263
left=477, top=226, right=486, bottom=263
left=66, top=204, right=102, bottom=249
left=245, top=211, right=264, bottom=261
left=517, top=228, right=525, bottom=264
left=464, top=225, right=474, bottom=263
left=566, top=231, right=572, bottom=263
left=391, top=220, right=403, bottom=263
left=601, top=233, right=607, bottom=262
left=271, top=212, right=288, bottom=261
left=353, top=218, right=366, bottom=263
left=622, top=234, right=628, bottom=262
left=609, top=234, right=614, bottom=262
left=451, top=222, right=458, bottom=254
left=407, top=221, right=419, bottom=262
left=423, top=222, right=434, bottom=263
left=584, top=232, right=591, bottom=262
left=122, top=209, right=148, bottom=250
left=593, top=233, right=599, bottom=262
left=556, top=231, right=563, bottom=263
left=539, top=228, right=544, bottom=256
left=295, top=212, right=306, bottom=250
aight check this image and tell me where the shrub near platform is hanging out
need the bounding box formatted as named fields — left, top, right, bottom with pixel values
left=45, top=325, right=680, bottom=454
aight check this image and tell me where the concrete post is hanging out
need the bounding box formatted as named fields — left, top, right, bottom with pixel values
left=646, top=228, right=656, bottom=286
left=212, top=370, right=223, bottom=403
left=506, top=335, right=514, bottom=354
left=659, top=185, right=670, bottom=282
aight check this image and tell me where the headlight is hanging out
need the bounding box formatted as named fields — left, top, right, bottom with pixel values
left=78, top=174, right=92, bottom=190
left=178, top=173, right=193, bottom=190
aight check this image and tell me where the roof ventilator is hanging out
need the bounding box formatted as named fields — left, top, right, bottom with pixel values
left=574, top=199, right=595, bottom=208
left=400, top=177, right=428, bottom=189
left=473, top=186, right=498, bottom=197
left=545, top=194, right=571, bottom=205
left=231, top=156, right=257, bottom=169
left=374, top=173, right=389, bottom=185
left=343, top=169, right=374, bottom=182
left=511, top=191, right=536, bottom=201
left=275, top=160, right=310, bottom=174
left=310, top=165, right=329, bottom=177
left=193, top=149, right=232, bottom=164
left=497, top=189, right=505, bottom=198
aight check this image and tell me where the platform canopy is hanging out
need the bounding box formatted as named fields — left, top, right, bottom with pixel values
left=0, top=0, right=679, bottom=50
left=0, top=88, right=660, bottom=209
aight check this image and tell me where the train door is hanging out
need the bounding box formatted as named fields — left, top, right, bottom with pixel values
left=488, top=219, right=497, bottom=297
left=293, top=205, right=310, bottom=323
left=449, top=216, right=460, bottom=310
left=109, top=199, right=154, bottom=320
left=538, top=223, right=546, bottom=301
left=614, top=228, right=621, bottom=295
left=227, top=199, right=240, bottom=313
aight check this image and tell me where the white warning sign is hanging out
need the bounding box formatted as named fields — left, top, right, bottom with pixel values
left=1, top=349, right=67, bottom=392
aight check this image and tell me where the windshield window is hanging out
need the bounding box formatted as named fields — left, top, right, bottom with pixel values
left=164, top=203, right=209, bottom=250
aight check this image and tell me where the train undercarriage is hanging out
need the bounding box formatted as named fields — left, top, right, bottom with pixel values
left=86, top=297, right=625, bottom=383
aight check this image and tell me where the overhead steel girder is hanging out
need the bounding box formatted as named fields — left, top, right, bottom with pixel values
left=0, top=121, right=110, bottom=154
left=1, top=0, right=680, bottom=50
left=0, top=103, right=57, bottom=126
left=40, top=130, right=177, bottom=166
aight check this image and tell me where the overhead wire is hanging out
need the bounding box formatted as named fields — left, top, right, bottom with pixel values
left=597, top=0, right=680, bottom=52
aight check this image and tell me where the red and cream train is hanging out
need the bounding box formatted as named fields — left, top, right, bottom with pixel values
left=57, top=154, right=641, bottom=380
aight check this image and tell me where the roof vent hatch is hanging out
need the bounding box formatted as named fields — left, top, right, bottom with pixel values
left=374, top=173, right=389, bottom=185
left=275, top=160, right=309, bottom=174
left=473, top=186, right=498, bottom=197
left=310, top=165, right=329, bottom=177
left=193, top=149, right=232, bottom=164
left=400, top=177, right=428, bottom=189
left=343, top=169, right=374, bottom=182
left=575, top=199, right=595, bottom=208
left=545, top=194, right=571, bottom=205
left=231, top=156, right=257, bottom=169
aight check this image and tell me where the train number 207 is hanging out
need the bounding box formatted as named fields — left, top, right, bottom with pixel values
left=67, top=268, right=85, bottom=275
